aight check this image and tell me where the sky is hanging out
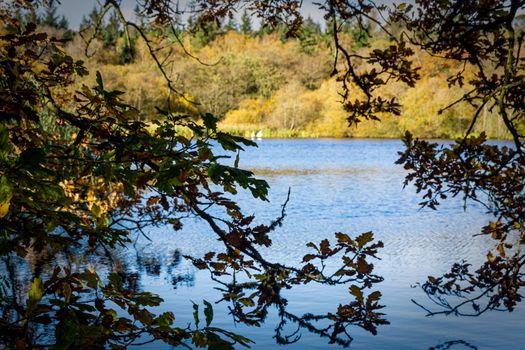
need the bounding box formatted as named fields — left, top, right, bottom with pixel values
left=57, top=0, right=328, bottom=30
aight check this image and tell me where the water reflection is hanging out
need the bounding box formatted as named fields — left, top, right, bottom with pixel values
left=430, top=339, right=478, bottom=349
left=2, top=139, right=524, bottom=349
left=0, top=233, right=387, bottom=349
left=0, top=244, right=196, bottom=319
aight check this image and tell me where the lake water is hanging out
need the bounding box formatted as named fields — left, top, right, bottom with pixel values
left=9, top=139, right=525, bottom=349
left=122, top=139, right=522, bottom=349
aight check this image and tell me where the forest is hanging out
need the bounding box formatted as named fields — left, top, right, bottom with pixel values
left=1, top=1, right=525, bottom=349
left=18, top=2, right=523, bottom=139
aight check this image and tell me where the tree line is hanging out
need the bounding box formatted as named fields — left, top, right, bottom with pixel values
left=20, top=2, right=521, bottom=139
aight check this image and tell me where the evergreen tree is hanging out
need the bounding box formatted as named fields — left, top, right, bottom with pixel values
left=240, top=9, right=252, bottom=35
left=58, top=16, right=69, bottom=30
left=42, top=2, right=60, bottom=27
left=225, top=15, right=237, bottom=31
left=26, top=7, right=40, bottom=25
left=349, top=22, right=369, bottom=49
left=189, top=17, right=220, bottom=48
left=14, top=9, right=24, bottom=26
left=302, top=16, right=322, bottom=37
left=134, top=5, right=146, bottom=29
left=80, top=6, right=102, bottom=31
left=299, top=16, right=322, bottom=52
left=103, top=11, right=121, bottom=46
left=258, top=22, right=287, bottom=41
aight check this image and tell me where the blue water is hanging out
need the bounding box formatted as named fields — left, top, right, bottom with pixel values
left=38, top=139, right=525, bottom=349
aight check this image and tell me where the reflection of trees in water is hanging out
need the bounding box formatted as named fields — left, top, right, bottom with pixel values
left=0, top=243, right=195, bottom=320
left=6, top=225, right=512, bottom=348
left=5, top=209, right=515, bottom=348
left=2, top=208, right=520, bottom=349
left=0, top=234, right=387, bottom=348
left=413, top=252, right=525, bottom=317
left=430, top=339, right=478, bottom=350
left=132, top=247, right=195, bottom=289
left=184, top=231, right=388, bottom=347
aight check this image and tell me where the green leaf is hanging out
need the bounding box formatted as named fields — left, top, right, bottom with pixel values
left=106, top=309, right=118, bottom=322
left=18, top=147, right=46, bottom=170
left=108, top=273, right=123, bottom=288
left=203, top=300, right=213, bottom=327
left=356, top=231, right=374, bottom=248
left=40, top=182, right=65, bottom=202
left=234, top=151, right=240, bottom=168
left=155, top=311, right=174, bottom=327
left=216, top=132, right=256, bottom=152
left=52, top=319, right=78, bottom=350
left=238, top=297, right=255, bottom=307
left=192, top=301, right=199, bottom=327
left=29, top=277, right=44, bottom=302
left=0, top=124, right=10, bottom=160
left=192, top=331, right=206, bottom=347
left=96, top=71, right=104, bottom=90
left=203, top=113, right=218, bottom=131
left=335, top=232, right=352, bottom=244
left=62, top=283, right=72, bottom=302
left=207, top=163, right=221, bottom=181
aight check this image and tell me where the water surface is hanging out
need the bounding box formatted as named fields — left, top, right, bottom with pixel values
left=42, top=139, right=525, bottom=349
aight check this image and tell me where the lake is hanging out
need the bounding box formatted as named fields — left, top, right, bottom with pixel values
left=122, top=139, right=523, bottom=349
left=9, top=139, right=525, bottom=349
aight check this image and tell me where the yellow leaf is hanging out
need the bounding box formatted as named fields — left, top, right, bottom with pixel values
left=497, top=244, right=505, bottom=258
left=0, top=176, right=12, bottom=218
left=0, top=200, right=10, bottom=218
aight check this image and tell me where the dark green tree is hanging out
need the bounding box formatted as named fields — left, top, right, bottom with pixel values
left=134, top=4, right=147, bottom=29
left=80, top=6, right=103, bottom=32
left=103, top=10, right=121, bottom=46
left=25, top=6, right=39, bottom=25
left=299, top=16, right=322, bottom=53
left=41, top=2, right=59, bottom=27
left=240, top=9, right=252, bottom=35
left=224, top=15, right=237, bottom=31
left=58, top=16, right=69, bottom=30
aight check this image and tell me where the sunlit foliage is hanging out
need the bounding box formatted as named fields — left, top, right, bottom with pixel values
left=0, top=1, right=387, bottom=348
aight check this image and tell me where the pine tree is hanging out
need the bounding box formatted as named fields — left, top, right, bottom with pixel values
left=42, top=2, right=60, bottom=27
left=58, top=16, right=69, bottom=30
left=80, top=6, right=102, bottom=31
left=26, top=7, right=40, bottom=25
left=240, top=10, right=252, bottom=35
left=103, top=11, right=121, bottom=46
left=134, top=5, right=147, bottom=30
left=14, top=8, right=24, bottom=26
left=225, top=15, right=237, bottom=31
left=302, top=16, right=321, bottom=37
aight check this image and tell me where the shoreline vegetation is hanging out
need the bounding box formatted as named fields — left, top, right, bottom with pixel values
left=215, top=125, right=513, bottom=140
left=49, top=6, right=520, bottom=140
left=146, top=122, right=513, bottom=141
